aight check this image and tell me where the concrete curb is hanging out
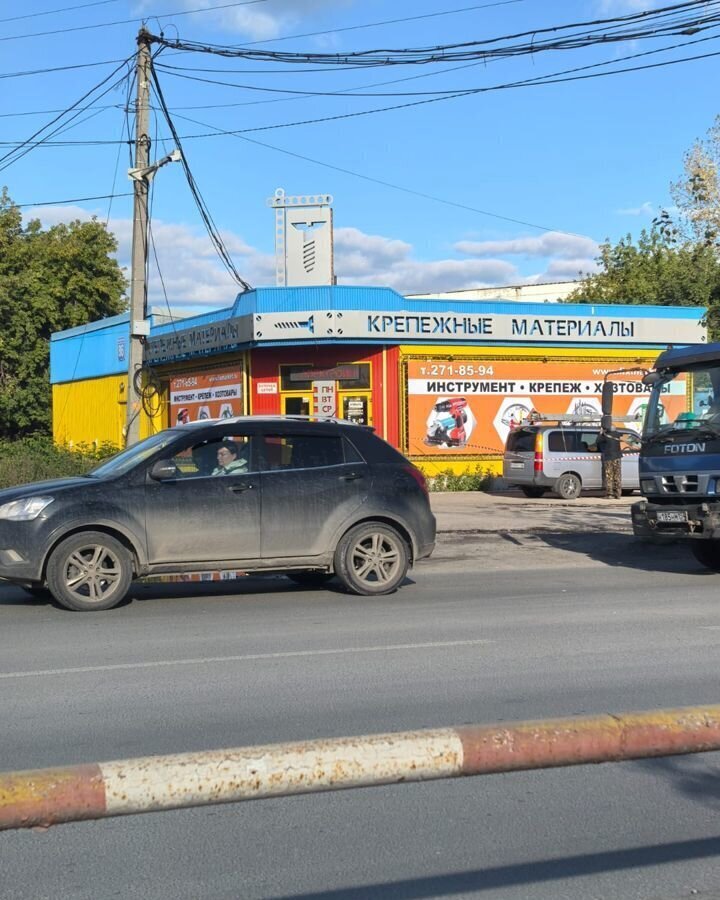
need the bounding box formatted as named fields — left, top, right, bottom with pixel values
left=3, top=705, right=720, bottom=831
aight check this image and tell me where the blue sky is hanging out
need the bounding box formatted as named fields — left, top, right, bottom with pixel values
left=2, top=0, right=719, bottom=311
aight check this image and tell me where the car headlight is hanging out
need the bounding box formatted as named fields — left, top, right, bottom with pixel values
left=0, top=496, right=54, bottom=521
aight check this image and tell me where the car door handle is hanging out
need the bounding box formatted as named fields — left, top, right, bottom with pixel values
left=339, top=472, right=364, bottom=481
left=230, top=483, right=254, bottom=492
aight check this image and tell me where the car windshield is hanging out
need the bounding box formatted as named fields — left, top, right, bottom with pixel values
left=644, top=364, right=720, bottom=439
left=86, top=430, right=181, bottom=478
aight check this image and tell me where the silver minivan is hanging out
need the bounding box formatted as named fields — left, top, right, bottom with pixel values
left=502, top=425, right=639, bottom=499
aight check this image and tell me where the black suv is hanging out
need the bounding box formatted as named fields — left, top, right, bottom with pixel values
left=0, top=418, right=436, bottom=611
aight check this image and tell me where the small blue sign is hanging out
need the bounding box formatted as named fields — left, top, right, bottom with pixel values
left=117, top=337, right=126, bottom=362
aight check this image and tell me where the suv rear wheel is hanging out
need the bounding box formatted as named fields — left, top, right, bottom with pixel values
left=46, top=531, right=134, bottom=611
left=555, top=472, right=582, bottom=500
left=334, top=522, right=409, bottom=596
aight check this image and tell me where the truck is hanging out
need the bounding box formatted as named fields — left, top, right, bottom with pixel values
left=608, top=342, right=720, bottom=570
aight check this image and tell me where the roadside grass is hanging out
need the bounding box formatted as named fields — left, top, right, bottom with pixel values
left=427, top=466, right=493, bottom=492
left=0, top=437, right=119, bottom=489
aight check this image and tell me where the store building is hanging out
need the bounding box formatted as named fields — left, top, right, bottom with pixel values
left=50, top=286, right=705, bottom=476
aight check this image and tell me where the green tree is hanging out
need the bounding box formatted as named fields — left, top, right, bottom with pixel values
left=0, top=188, right=127, bottom=437
left=671, top=114, right=720, bottom=247
left=568, top=227, right=720, bottom=337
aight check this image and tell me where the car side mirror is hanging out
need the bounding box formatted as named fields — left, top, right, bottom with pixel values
left=149, top=459, right=178, bottom=482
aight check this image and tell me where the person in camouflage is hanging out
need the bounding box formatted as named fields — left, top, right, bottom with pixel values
left=596, top=431, right=622, bottom=499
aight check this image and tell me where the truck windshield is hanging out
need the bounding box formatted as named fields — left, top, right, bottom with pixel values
left=644, top=365, right=720, bottom=439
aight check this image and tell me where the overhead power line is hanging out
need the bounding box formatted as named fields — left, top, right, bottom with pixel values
left=0, top=0, right=270, bottom=43
left=148, top=0, right=720, bottom=65
left=237, top=0, right=528, bottom=47
left=3, top=40, right=720, bottom=150
left=15, top=192, right=133, bottom=208
left=0, top=58, right=128, bottom=80
left=149, top=65, right=252, bottom=292
left=0, top=0, right=122, bottom=25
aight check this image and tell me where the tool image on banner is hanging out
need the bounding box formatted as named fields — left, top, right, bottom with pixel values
left=424, top=398, right=475, bottom=449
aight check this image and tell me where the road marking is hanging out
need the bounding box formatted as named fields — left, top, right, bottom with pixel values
left=0, top=639, right=495, bottom=680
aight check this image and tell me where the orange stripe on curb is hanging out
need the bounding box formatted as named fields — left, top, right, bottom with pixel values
left=457, top=707, right=720, bottom=774
left=0, top=764, right=105, bottom=829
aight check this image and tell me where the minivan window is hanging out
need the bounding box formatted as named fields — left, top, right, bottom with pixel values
left=505, top=428, right=537, bottom=452
left=548, top=431, right=576, bottom=452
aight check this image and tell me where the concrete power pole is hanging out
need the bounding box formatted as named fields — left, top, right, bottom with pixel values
left=125, top=29, right=152, bottom=446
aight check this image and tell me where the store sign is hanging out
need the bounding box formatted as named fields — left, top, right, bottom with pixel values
left=406, top=358, right=687, bottom=457
left=313, top=380, right=337, bottom=417
left=254, top=310, right=705, bottom=346
left=290, top=365, right=360, bottom=382
left=257, top=382, right=278, bottom=394
left=146, top=316, right=252, bottom=364
left=169, top=369, right=244, bottom=425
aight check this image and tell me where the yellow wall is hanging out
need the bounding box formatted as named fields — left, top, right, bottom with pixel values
left=399, top=345, right=662, bottom=479
left=53, top=374, right=166, bottom=448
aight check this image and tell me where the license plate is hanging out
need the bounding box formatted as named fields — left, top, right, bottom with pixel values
left=510, top=462, right=525, bottom=469
left=656, top=511, right=688, bottom=523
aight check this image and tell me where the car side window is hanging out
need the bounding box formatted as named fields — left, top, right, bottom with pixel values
left=261, top=434, right=345, bottom=471
left=547, top=430, right=577, bottom=452
left=170, top=434, right=254, bottom=479
left=579, top=431, right=600, bottom=453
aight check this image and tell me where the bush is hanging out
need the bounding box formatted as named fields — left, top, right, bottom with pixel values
left=427, top=466, right=493, bottom=492
left=0, top=436, right=119, bottom=489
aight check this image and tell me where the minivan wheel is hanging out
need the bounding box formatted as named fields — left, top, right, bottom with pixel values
left=334, top=522, right=409, bottom=596
left=46, top=531, right=133, bottom=611
left=555, top=473, right=582, bottom=500
left=520, top=486, right=547, bottom=498
left=691, top=540, right=720, bottom=572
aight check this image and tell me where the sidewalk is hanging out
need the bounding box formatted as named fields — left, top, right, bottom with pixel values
left=430, top=490, right=636, bottom=535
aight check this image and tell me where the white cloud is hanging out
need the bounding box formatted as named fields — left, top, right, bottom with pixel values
left=26, top=207, right=595, bottom=306
left=596, top=0, right=654, bottom=11
left=616, top=201, right=655, bottom=216
left=455, top=231, right=598, bottom=260
left=134, top=0, right=355, bottom=41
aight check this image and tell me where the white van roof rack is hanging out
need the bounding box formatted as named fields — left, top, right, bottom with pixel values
left=526, top=412, right=638, bottom=424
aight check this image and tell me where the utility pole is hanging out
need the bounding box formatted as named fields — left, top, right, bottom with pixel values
left=125, top=28, right=152, bottom=446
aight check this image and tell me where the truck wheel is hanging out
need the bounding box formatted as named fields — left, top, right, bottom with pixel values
left=691, top=541, right=720, bottom=572
left=46, top=531, right=133, bottom=611
left=555, top=473, right=582, bottom=500
left=334, top=522, right=409, bottom=596
left=520, top=486, right=547, bottom=498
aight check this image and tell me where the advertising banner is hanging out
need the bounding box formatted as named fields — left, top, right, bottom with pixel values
left=406, top=358, right=687, bottom=456
left=169, top=368, right=243, bottom=425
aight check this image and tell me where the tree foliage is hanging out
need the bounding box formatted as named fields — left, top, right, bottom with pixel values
left=671, top=114, right=720, bottom=247
left=568, top=227, right=720, bottom=314
left=0, top=188, right=127, bottom=437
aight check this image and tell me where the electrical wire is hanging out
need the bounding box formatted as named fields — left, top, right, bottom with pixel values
left=4, top=37, right=719, bottom=150
left=171, top=108, right=580, bottom=237
left=234, top=0, right=528, bottom=48
left=0, top=0, right=122, bottom=25
left=15, top=192, right=133, bottom=207
left=150, top=63, right=252, bottom=292
left=0, top=0, right=271, bottom=43
left=148, top=0, right=720, bottom=65
left=0, top=56, right=133, bottom=172
left=0, top=58, right=128, bottom=80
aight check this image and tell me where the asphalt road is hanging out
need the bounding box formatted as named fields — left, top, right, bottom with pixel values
left=4, top=532, right=720, bottom=900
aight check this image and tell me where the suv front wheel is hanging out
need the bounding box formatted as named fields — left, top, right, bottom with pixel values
left=334, top=522, right=409, bottom=596
left=46, top=531, right=134, bottom=611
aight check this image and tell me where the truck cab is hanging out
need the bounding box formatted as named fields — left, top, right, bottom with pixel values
left=631, top=342, right=720, bottom=566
